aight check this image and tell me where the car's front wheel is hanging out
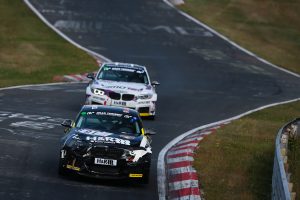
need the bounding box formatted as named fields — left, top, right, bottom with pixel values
left=141, top=169, right=150, bottom=184
left=58, top=158, right=69, bottom=176
left=147, top=115, right=155, bottom=120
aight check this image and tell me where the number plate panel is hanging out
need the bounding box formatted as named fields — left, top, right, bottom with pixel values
left=94, top=158, right=117, bottom=166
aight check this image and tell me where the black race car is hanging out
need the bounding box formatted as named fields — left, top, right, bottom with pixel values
left=59, top=105, right=154, bottom=183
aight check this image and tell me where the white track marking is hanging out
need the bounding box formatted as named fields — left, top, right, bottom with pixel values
left=168, top=167, right=196, bottom=175
left=172, top=143, right=198, bottom=149
left=169, top=179, right=199, bottom=191
left=167, top=156, right=194, bottom=164
left=23, top=0, right=111, bottom=63
left=170, top=195, right=201, bottom=200
left=0, top=82, right=80, bottom=91
left=167, top=149, right=194, bottom=156
left=176, top=137, right=203, bottom=145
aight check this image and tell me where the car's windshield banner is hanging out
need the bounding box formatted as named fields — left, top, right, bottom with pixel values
left=81, top=111, right=134, bottom=119
left=103, top=65, right=144, bottom=73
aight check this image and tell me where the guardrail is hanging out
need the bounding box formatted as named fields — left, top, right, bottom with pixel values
left=272, top=118, right=298, bottom=200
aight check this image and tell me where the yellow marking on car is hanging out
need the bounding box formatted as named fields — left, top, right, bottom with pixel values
left=141, top=128, right=145, bottom=135
left=66, top=165, right=80, bottom=171
left=140, top=113, right=151, bottom=117
left=129, top=174, right=143, bottom=178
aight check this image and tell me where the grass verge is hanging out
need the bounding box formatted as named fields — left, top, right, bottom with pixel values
left=0, top=0, right=97, bottom=88
left=194, top=102, right=300, bottom=199
left=178, top=1, right=300, bottom=198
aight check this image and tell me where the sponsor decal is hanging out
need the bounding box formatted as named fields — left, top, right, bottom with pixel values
left=120, top=135, right=135, bottom=140
left=111, top=67, right=135, bottom=72
left=91, top=105, right=98, bottom=110
left=113, top=101, right=126, bottom=106
left=106, top=85, right=127, bottom=90
left=86, top=136, right=131, bottom=145
left=97, top=84, right=144, bottom=92
left=77, top=129, right=112, bottom=137
left=85, top=111, right=123, bottom=117
left=129, top=174, right=143, bottom=178
left=138, top=101, right=150, bottom=105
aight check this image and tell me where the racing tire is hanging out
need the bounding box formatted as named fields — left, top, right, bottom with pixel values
left=148, top=115, right=155, bottom=120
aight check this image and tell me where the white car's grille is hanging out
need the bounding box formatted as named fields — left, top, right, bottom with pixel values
left=108, top=92, right=121, bottom=100
left=122, top=94, right=135, bottom=101
left=108, top=92, right=135, bottom=101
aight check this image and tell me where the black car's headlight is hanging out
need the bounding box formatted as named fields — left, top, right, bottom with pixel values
left=122, top=148, right=151, bottom=163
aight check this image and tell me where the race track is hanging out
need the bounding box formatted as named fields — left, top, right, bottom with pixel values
left=0, top=0, right=300, bottom=199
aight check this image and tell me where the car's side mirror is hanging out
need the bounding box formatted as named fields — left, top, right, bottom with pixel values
left=87, top=73, right=95, bottom=80
left=151, top=81, right=160, bottom=86
left=144, top=129, right=156, bottom=136
left=61, top=119, right=73, bottom=128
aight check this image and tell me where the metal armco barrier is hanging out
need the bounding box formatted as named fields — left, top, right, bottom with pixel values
left=272, top=119, right=298, bottom=200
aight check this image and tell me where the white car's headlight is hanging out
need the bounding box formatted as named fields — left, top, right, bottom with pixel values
left=137, top=94, right=153, bottom=100
left=91, top=88, right=105, bottom=96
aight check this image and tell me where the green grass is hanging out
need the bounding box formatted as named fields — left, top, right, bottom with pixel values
left=0, top=0, right=97, bottom=87
left=178, top=0, right=300, bottom=199
left=194, top=102, right=300, bottom=199
left=180, top=0, right=300, bottom=74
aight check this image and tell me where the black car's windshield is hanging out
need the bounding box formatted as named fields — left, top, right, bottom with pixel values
left=76, top=111, right=141, bottom=136
left=97, top=65, right=149, bottom=84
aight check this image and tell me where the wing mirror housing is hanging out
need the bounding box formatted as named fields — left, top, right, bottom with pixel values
left=61, top=119, right=73, bottom=128
left=144, top=129, right=156, bottom=136
left=87, top=73, right=95, bottom=80
left=151, top=81, right=160, bottom=86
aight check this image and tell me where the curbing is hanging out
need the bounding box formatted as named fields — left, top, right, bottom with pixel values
left=157, top=98, right=300, bottom=199
left=165, top=125, right=224, bottom=200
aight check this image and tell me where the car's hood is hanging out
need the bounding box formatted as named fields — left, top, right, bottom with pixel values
left=92, top=80, right=153, bottom=95
left=65, top=128, right=142, bottom=148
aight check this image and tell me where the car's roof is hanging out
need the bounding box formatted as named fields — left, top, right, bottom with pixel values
left=101, top=62, right=146, bottom=71
left=81, top=105, right=140, bottom=116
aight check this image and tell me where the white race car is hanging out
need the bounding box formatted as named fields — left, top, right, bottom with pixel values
left=85, top=62, right=159, bottom=119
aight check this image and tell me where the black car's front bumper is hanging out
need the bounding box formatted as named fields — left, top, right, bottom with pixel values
left=59, top=149, right=151, bottom=180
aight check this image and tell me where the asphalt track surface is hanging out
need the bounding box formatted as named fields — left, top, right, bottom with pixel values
left=1, top=0, right=300, bottom=199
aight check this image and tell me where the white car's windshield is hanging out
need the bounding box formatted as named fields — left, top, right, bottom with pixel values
left=76, top=111, right=141, bottom=136
left=97, top=65, right=149, bottom=84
